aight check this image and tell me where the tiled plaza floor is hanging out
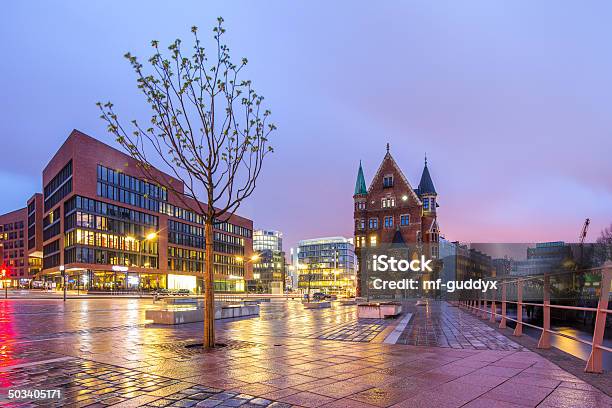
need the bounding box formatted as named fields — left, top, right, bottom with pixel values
left=0, top=298, right=609, bottom=407
left=396, top=303, right=526, bottom=350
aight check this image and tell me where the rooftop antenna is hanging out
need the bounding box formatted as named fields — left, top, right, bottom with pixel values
left=386, top=143, right=390, bottom=153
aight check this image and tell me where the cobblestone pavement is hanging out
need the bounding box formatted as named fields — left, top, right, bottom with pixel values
left=396, top=303, right=526, bottom=350
left=0, top=298, right=609, bottom=407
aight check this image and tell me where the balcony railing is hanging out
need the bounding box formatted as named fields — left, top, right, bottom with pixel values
left=457, top=261, right=611, bottom=373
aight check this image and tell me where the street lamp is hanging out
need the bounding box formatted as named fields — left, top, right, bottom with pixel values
left=1, top=268, right=7, bottom=299
left=59, top=265, right=66, bottom=302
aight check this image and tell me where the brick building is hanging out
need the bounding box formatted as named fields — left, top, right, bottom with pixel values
left=353, top=145, right=440, bottom=297
left=1, top=129, right=254, bottom=293
left=0, top=194, right=44, bottom=287
left=0, top=208, right=28, bottom=285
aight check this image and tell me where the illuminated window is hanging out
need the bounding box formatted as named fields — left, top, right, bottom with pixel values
left=382, top=197, right=395, bottom=208
left=369, top=235, right=377, bottom=247
left=400, top=214, right=409, bottom=226
left=368, top=218, right=378, bottom=229
left=384, top=216, right=393, bottom=228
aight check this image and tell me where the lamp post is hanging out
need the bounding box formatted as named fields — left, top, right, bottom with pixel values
left=236, top=254, right=260, bottom=294
left=60, top=265, right=66, bottom=302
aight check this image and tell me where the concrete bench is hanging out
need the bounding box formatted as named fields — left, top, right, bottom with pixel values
left=161, top=297, right=199, bottom=305
left=145, top=304, right=259, bottom=325
left=303, top=301, right=331, bottom=309
left=357, top=302, right=402, bottom=318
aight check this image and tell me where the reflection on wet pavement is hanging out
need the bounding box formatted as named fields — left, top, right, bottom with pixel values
left=0, top=298, right=609, bottom=407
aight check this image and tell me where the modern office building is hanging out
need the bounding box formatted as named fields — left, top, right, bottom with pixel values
left=297, top=236, right=356, bottom=296
left=0, top=129, right=254, bottom=292
left=248, top=230, right=285, bottom=293
left=253, top=229, right=283, bottom=252
left=512, top=242, right=573, bottom=276
left=353, top=145, right=440, bottom=296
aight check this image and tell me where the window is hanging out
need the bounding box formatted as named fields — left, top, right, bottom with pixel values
left=384, top=216, right=393, bottom=228
left=368, top=218, right=378, bottom=229
left=423, top=198, right=429, bottom=210
left=383, top=174, right=394, bottom=188
left=400, top=214, right=410, bottom=226
left=369, top=235, right=377, bottom=247
left=382, top=197, right=395, bottom=208
left=355, top=201, right=366, bottom=211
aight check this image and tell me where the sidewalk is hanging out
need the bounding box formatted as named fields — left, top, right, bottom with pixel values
left=0, top=299, right=610, bottom=407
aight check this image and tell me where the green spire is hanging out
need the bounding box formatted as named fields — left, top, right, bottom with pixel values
left=354, top=161, right=367, bottom=196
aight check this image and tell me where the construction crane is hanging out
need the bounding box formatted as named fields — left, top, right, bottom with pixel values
left=577, top=218, right=591, bottom=295
left=579, top=218, right=590, bottom=245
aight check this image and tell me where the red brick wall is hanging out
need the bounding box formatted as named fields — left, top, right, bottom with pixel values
left=0, top=207, right=28, bottom=280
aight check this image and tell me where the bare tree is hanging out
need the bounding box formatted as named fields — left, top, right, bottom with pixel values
left=97, top=17, right=276, bottom=348
left=594, top=223, right=612, bottom=265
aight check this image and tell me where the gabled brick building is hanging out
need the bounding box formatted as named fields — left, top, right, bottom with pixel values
left=353, top=144, right=440, bottom=296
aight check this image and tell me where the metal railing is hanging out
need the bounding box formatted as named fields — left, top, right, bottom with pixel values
left=458, top=261, right=611, bottom=373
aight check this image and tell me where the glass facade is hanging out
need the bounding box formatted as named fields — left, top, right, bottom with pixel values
left=253, top=230, right=283, bottom=252
left=297, top=237, right=356, bottom=296
left=97, top=164, right=167, bottom=212
left=44, top=160, right=73, bottom=212
left=63, top=196, right=159, bottom=269
left=40, top=159, right=252, bottom=293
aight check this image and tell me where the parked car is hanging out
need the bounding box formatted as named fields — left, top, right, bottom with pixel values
left=312, top=292, right=328, bottom=301
left=177, top=289, right=191, bottom=296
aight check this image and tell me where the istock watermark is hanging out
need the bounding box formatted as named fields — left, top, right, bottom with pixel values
left=372, top=255, right=433, bottom=272
left=372, top=278, right=497, bottom=292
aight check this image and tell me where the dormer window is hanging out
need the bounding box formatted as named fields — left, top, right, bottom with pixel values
left=423, top=198, right=429, bottom=211
left=383, top=174, right=394, bottom=188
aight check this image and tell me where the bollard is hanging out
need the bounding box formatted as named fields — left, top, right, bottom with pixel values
left=482, top=290, right=488, bottom=320
left=513, top=280, right=523, bottom=336
left=537, top=274, right=551, bottom=349
left=499, top=282, right=507, bottom=329
left=490, top=285, right=496, bottom=323
left=586, top=265, right=612, bottom=373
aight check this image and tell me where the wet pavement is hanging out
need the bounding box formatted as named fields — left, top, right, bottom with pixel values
left=0, top=298, right=609, bottom=407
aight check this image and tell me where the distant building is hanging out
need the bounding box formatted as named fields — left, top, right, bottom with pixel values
left=0, top=208, right=28, bottom=286
left=512, top=242, right=573, bottom=276
left=353, top=145, right=440, bottom=297
left=297, top=237, right=356, bottom=296
left=492, top=257, right=513, bottom=277
left=253, top=229, right=283, bottom=252
left=286, top=248, right=299, bottom=290
left=438, top=240, right=492, bottom=299
left=248, top=230, right=285, bottom=293
left=0, top=193, right=43, bottom=287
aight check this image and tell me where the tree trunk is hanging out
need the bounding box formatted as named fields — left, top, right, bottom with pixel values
left=203, top=219, right=215, bottom=348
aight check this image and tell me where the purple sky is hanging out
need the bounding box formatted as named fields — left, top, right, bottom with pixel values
left=1, top=1, right=611, bottom=252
